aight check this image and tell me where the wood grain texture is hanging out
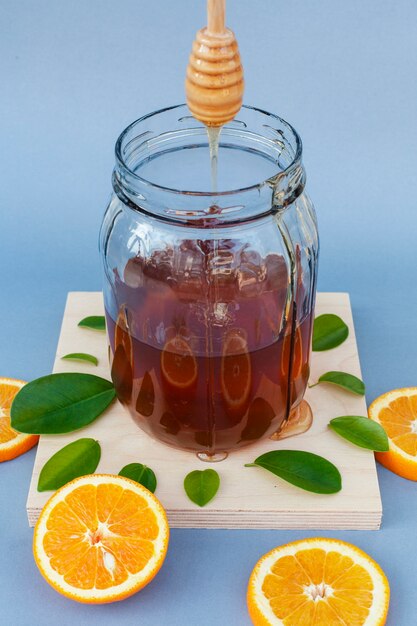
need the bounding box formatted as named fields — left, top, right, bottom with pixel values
left=207, top=0, right=225, bottom=34
left=26, top=292, right=382, bottom=529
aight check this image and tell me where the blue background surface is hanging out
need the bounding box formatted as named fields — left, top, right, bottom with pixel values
left=1, top=1, right=417, bottom=624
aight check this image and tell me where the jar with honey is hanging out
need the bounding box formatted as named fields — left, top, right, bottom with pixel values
left=100, top=104, right=318, bottom=460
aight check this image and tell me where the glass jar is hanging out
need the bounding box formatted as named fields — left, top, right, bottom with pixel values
left=100, top=104, right=318, bottom=460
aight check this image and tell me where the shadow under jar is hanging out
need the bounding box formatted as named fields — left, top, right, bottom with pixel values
left=100, top=104, right=319, bottom=461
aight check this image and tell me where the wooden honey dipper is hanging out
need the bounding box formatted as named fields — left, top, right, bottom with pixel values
left=185, top=0, right=244, bottom=127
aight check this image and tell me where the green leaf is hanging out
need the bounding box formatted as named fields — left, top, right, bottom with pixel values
left=329, top=416, right=389, bottom=451
left=38, top=438, right=101, bottom=491
left=312, top=314, right=349, bottom=351
left=119, top=463, right=157, bottom=493
left=61, top=352, right=99, bottom=366
left=313, top=371, right=365, bottom=395
left=245, top=450, right=342, bottom=494
left=78, top=316, right=106, bottom=331
left=184, top=469, right=220, bottom=507
left=10, top=373, right=115, bottom=434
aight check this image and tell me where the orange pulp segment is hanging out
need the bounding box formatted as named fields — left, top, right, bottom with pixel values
left=0, top=377, right=39, bottom=462
left=33, top=474, right=169, bottom=603
left=369, top=387, right=417, bottom=480
left=247, top=537, right=389, bottom=626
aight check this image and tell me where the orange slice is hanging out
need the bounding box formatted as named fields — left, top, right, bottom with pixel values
left=221, top=330, right=252, bottom=417
left=115, top=306, right=133, bottom=365
left=111, top=306, right=134, bottom=403
left=33, top=474, right=169, bottom=604
left=247, top=537, right=390, bottom=626
left=161, top=336, right=197, bottom=390
left=0, top=377, right=39, bottom=462
left=369, top=387, right=417, bottom=480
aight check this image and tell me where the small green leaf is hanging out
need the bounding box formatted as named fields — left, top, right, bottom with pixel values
left=312, top=314, right=349, bottom=351
left=78, top=316, right=106, bottom=331
left=184, top=469, right=220, bottom=507
left=61, top=353, right=98, bottom=366
left=312, top=371, right=365, bottom=395
left=329, top=416, right=389, bottom=451
left=119, top=463, right=157, bottom=493
left=10, top=373, right=115, bottom=434
left=245, top=450, right=341, bottom=494
left=38, top=438, right=101, bottom=491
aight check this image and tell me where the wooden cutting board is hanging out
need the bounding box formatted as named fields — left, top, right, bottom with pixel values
left=26, top=292, right=382, bottom=529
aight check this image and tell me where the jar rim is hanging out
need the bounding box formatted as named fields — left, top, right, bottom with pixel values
left=114, top=103, right=302, bottom=198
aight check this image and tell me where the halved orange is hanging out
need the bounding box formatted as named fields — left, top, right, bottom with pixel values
left=247, top=537, right=390, bottom=626
left=33, top=474, right=169, bottom=604
left=369, top=387, right=417, bottom=480
left=221, top=330, right=252, bottom=417
left=0, top=377, right=39, bottom=462
left=161, top=336, right=197, bottom=390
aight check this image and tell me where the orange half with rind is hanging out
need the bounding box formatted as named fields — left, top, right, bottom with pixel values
left=247, top=537, right=389, bottom=626
left=221, top=330, right=252, bottom=417
left=33, top=474, right=169, bottom=604
left=0, top=377, right=39, bottom=462
left=161, top=336, right=198, bottom=390
left=369, top=387, right=417, bottom=480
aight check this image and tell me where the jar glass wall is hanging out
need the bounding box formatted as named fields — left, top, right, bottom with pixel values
left=100, top=104, right=319, bottom=458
